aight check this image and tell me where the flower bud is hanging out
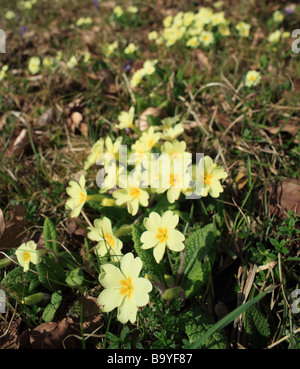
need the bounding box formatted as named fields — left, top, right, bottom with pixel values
left=162, top=287, right=183, bottom=301
left=21, top=292, right=50, bottom=305
left=0, top=258, right=12, bottom=269
left=101, top=198, right=115, bottom=207
left=145, top=273, right=161, bottom=284
left=164, top=274, right=175, bottom=287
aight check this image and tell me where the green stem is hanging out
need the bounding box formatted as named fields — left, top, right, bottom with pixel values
left=86, top=194, right=106, bottom=202
left=114, top=224, right=133, bottom=238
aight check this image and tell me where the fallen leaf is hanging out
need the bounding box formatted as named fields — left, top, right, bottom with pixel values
left=193, top=49, right=212, bottom=72
left=0, top=205, right=27, bottom=252
left=29, top=318, right=79, bottom=349
left=0, top=208, right=5, bottom=238
left=77, top=295, right=101, bottom=317
left=265, top=123, right=299, bottom=144
left=269, top=180, right=300, bottom=217
left=36, top=107, right=56, bottom=127
left=65, top=218, right=87, bottom=237
left=70, top=111, right=83, bottom=129
left=0, top=319, right=28, bottom=350
left=5, top=129, right=30, bottom=158
left=136, top=107, right=167, bottom=131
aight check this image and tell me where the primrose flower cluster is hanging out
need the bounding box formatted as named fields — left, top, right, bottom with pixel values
left=147, top=8, right=247, bottom=49
left=62, top=106, right=228, bottom=323
left=66, top=111, right=228, bottom=218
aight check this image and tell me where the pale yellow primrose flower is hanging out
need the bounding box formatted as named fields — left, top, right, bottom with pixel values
left=15, top=241, right=42, bottom=272
left=105, top=40, right=119, bottom=57
left=148, top=31, right=158, bottom=41
left=139, top=127, right=161, bottom=151
left=5, top=10, right=16, bottom=20
left=163, top=15, right=173, bottom=28
left=87, top=217, right=123, bottom=261
left=218, top=24, right=231, bottom=37
left=236, top=22, right=251, bottom=38
left=268, top=30, right=281, bottom=43
left=113, top=174, right=149, bottom=216
left=28, top=56, right=41, bottom=75
left=98, top=252, right=152, bottom=324
left=129, top=139, right=151, bottom=167
left=42, top=57, right=54, bottom=69
left=84, top=138, right=104, bottom=170
left=128, top=6, right=138, bottom=14
left=186, top=36, right=199, bottom=48
left=273, top=10, right=284, bottom=23
left=245, top=70, right=261, bottom=88
left=193, top=156, right=228, bottom=198
left=130, top=68, right=146, bottom=88
left=67, top=56, right=78, bottom=69
left=117, top=106, right=135, bottom=129
left=162, top=123, right=184, bottom=141
left=66, top=175, right=87, bottom=218
left=76, top=17, right=93, bottom=27
left=0, top=65, right=9, bottom=81
left=142, top=60, right=157, bottom=76
left=124, top=43, right=138, bottom=55
left=166, top=158, right=191, bottom=203
left=211, top=11, right=226, bottom=26
left=140, top=211, right=185, bottom=264
left=199, top=31, right=214, bottom=47
left=161, top=140, right=189, bottom=162
left=99, top=162, right=127, bottom=193
left=113, top=5, right=124, bottom=17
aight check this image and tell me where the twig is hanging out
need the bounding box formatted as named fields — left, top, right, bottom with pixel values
left=266, top=327, right=300, bottom=349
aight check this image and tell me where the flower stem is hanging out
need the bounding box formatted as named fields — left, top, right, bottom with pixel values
left=86, top=194, right=106, bottom=202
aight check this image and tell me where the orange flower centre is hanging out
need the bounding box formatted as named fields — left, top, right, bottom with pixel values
left=79, top=191, right=86, bottom=203
left=204, top=172, right=213, bottom=185
left=129, top=187, right=141, bottom=200
left=156, top=228, right=168, bottom=244
left=170, top=173, right=180, bottom=187
left=23, top=251, right=31, bottom=262
left=104, top=233, right=115, bottom=248
left=120, top=277, right=134, bottom=299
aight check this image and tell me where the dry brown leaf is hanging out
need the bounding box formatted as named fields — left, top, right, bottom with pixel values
left=29, top=318, right=79, bottom=349
left=0, top=319, right=28, bottom=350
left=5, top=128, right=30, bottom=158
left=136, top=107, right=167, bottom=131
left=36, top=107, right=56, bottom=127
left=0, top=208, right=5, bottom=238
left=269, top=180, right=300, bottom=217
left=0, top=115, right=7, bottom=132
left=265, top=123, right=299, bottom=144
left=77, top=295, right=101, bottom=317
left=193, top=49, right=212, bottom=72
left=65, top=218, right=87, bottom=237
left=0, top=205, right=27, bottom=252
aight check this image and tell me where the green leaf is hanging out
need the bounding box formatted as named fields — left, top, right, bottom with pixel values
left=243, top=305, right=271, bottom=348
left=42, top=291, right=63, bottom=322
left=65, top=268, right=85, bottom=287
left=43, top=217, right=59, bottom=254
left=181, top=223, right=216, bottom=298
left=36, top=257, right=65, bottom=291
left=190, top=285, right=277, bottom=349
left=179, top=307, right=227, bottom=349
left=87, top=200, right=134, bottom=223
left=0, top=266, right=40, bottom=298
